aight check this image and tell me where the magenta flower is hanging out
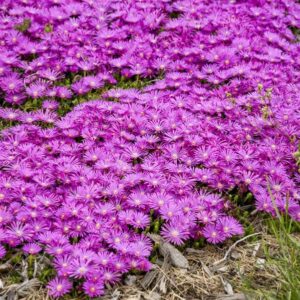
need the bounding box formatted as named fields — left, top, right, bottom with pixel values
left=0, top=73, right=23, bottom=94
left=83, top=280, right=104, bottom=297
left=47, top=277, right=72, bottom=298
left=161, top=222, right=190, bottom=245
left=26, top=81, right=48, bottom=98
left=0, top=245, right=6, bottom=259
left=0, top=0, right=299, bottom=298
left=216, top=217, right=244, bottom=238
left=202, top=224, right=226, bottom=244
left=23, top=243, right=42, bottom=255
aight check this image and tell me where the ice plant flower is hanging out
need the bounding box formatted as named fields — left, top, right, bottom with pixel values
left=0, top=245, right=6, bottom=259
left=47, top=277, right=72, bottom=298
left=23, top=243, right=42, bottom=255
left=0, top=0, right=299, bottom=298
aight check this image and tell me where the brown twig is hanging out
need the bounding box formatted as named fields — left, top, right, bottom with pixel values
left=212, top=233, right=262, bottom=267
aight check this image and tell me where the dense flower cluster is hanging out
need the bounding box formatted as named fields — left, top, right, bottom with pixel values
left=0, top=0, right=300, bottom=298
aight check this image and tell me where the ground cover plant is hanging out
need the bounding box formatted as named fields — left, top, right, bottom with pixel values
left=0, top=0, right=299, bottom=298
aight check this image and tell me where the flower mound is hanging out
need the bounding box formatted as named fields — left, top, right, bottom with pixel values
left=0, top=0, right=300, bottom=298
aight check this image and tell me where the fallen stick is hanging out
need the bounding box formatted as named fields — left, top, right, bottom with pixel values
left=212, top=232, right=262, bottom=267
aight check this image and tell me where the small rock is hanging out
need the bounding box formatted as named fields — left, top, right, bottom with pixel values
left=231, top=251, right=241, bottom=260
left=218, top=265, right=229, bottom=272
left=252, top=243, right=261, bottom=257
left=147, top=234, right=189, bottom=269
left=256, top=258, right=266, bottom=269
left=162, top=242, right=189, bottom=269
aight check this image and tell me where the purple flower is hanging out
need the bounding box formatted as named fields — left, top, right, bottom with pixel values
left=26, top=81, right=48, bottom=98
left=0, top=73, right=23, bottom=94
left=42, top=100, right=59, bottom=111
left=202, top=224, right=226, bottom=244
left=83, top=280, right=104, bottom=297
left=82, top=76, right=103, bottom=90
left=216, top=217, right=244, bottom=238
left=161, top=221, right=190, bottom=245
left=23, top=243, right=42, bottom=255
left=70, top=257, right=94, bottom=279
left=0, top=245, right=6, bottom=259
left=47, top=277, right=72, bottom=298
left=0, top=0, right=299, bottom=298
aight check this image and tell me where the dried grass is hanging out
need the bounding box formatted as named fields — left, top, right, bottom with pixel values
left=0, top=228, right=295, bottom=300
